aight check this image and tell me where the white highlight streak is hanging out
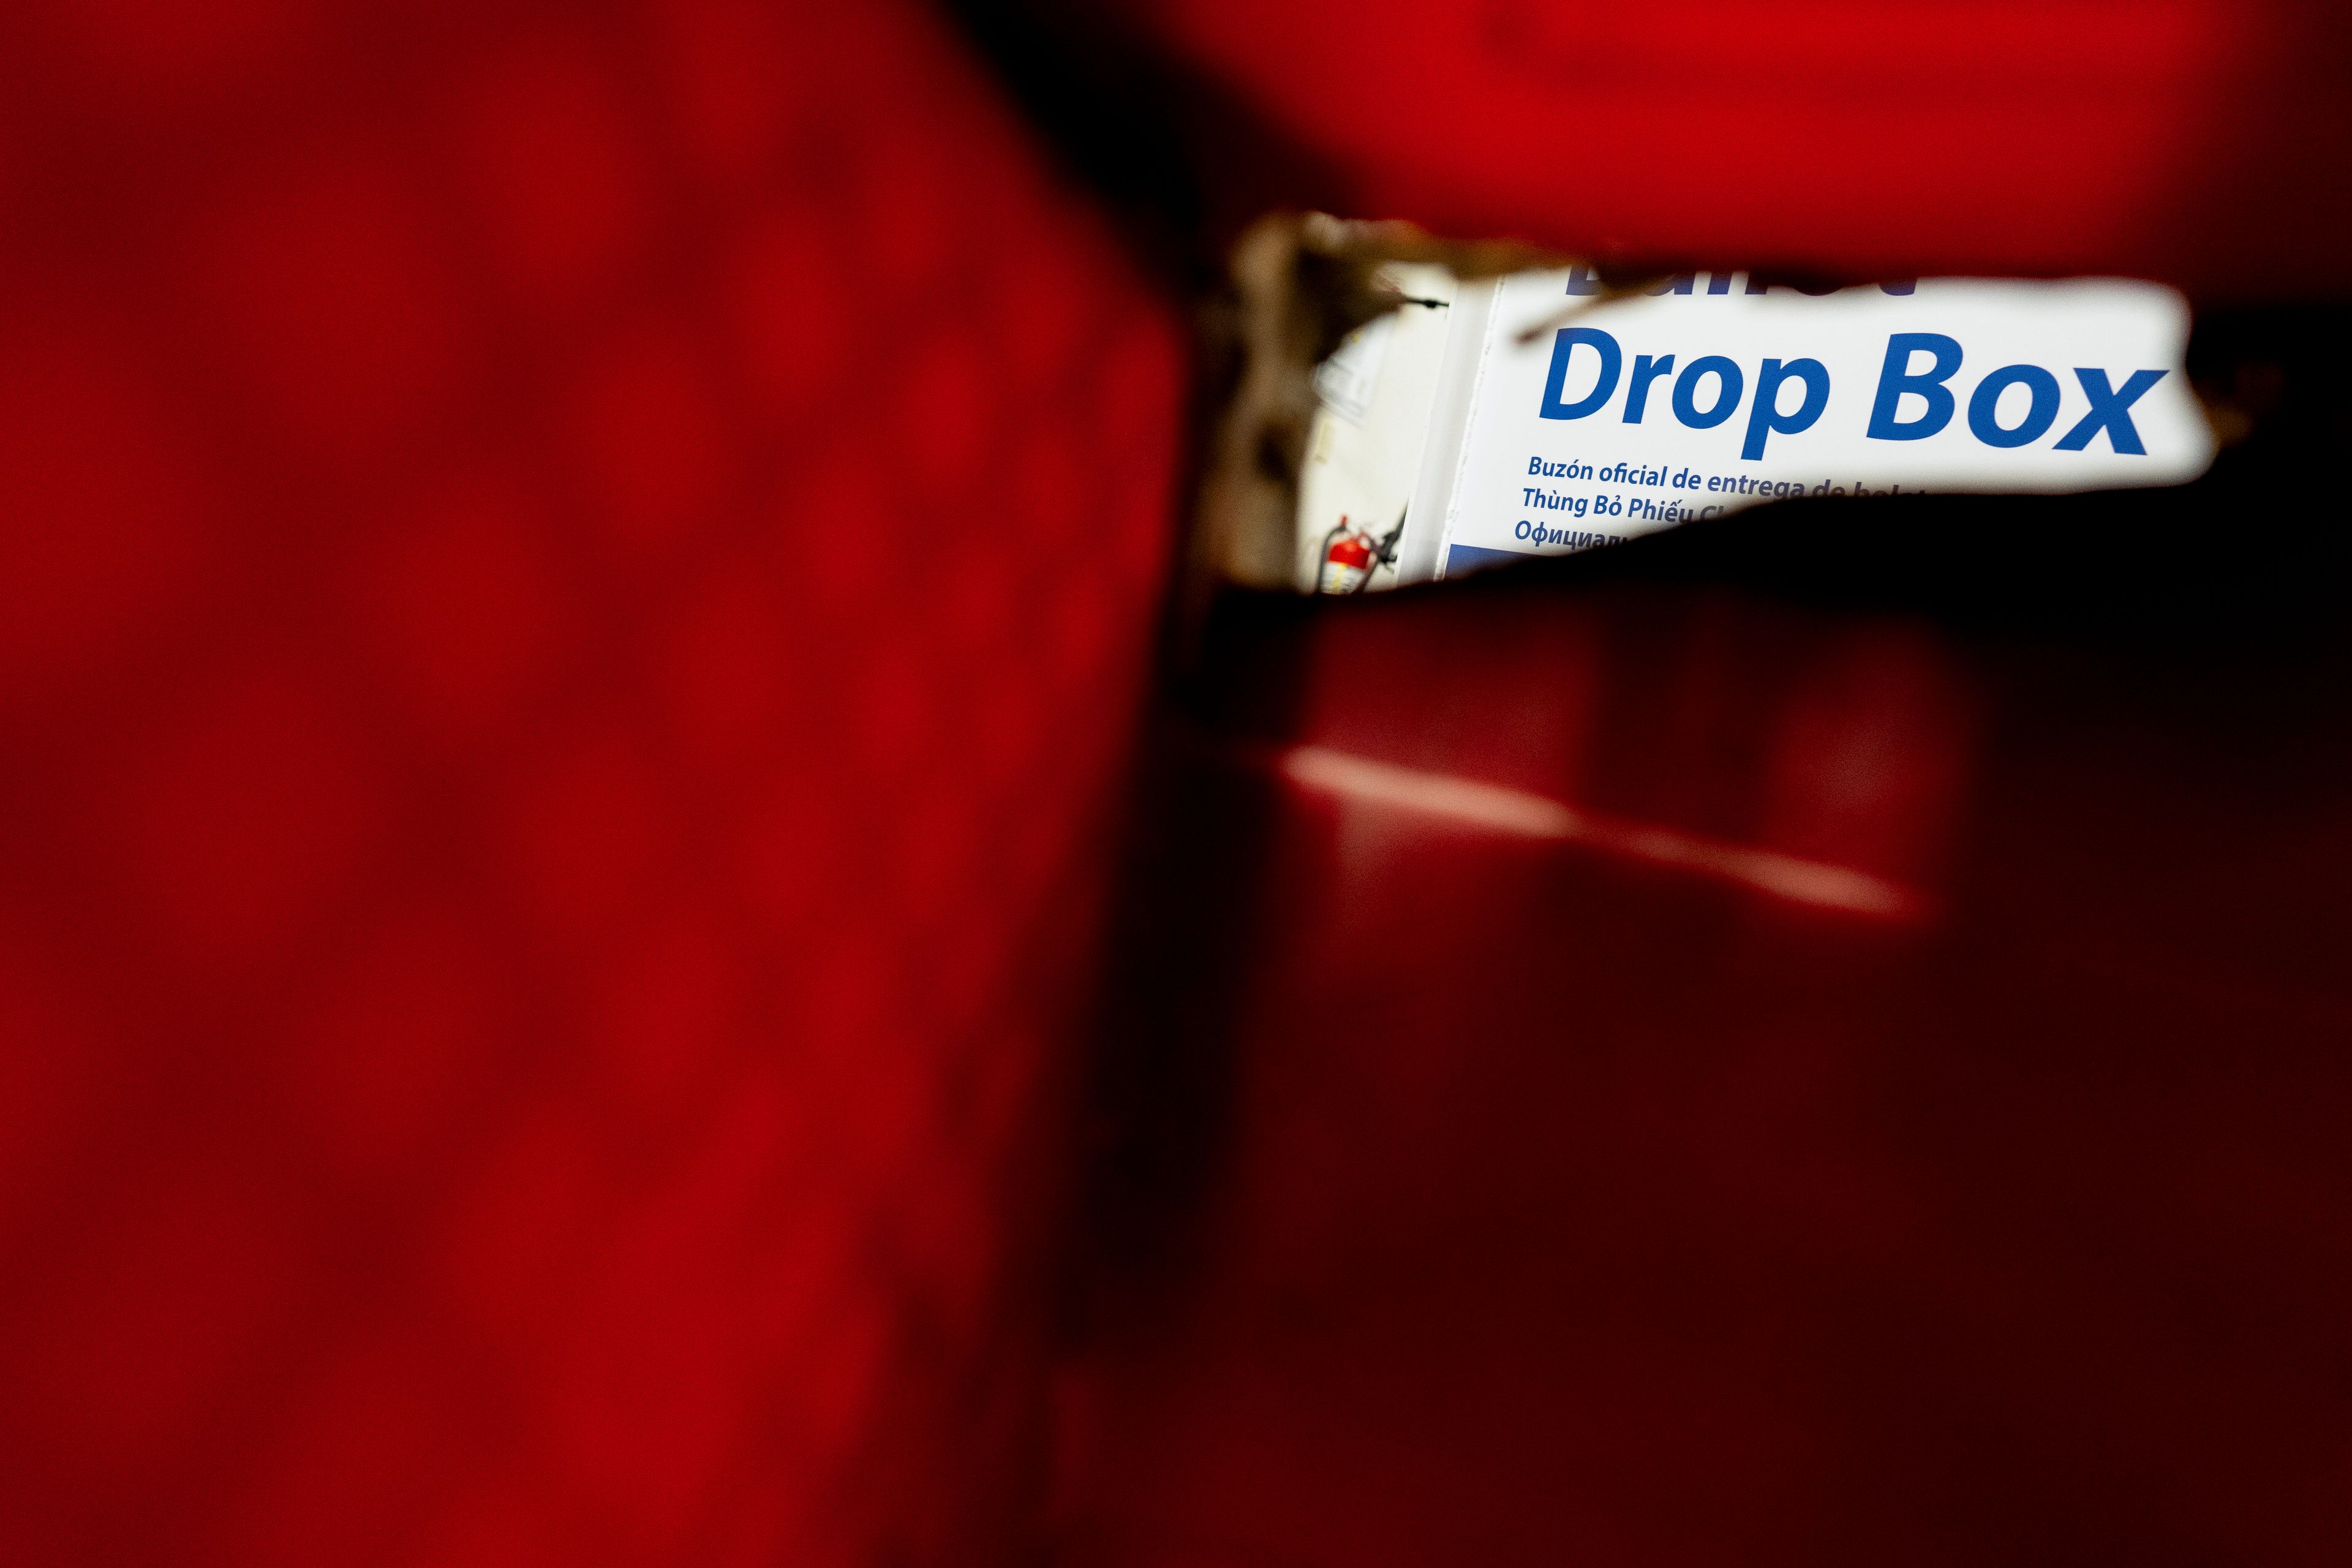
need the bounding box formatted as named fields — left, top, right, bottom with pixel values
left=1276, top=745, right=1923, bottom=920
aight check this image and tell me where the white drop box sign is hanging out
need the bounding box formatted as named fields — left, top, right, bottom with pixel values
left=1396, top=273, right=2212, bottom=583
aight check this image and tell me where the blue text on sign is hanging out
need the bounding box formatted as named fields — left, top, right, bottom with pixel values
left=1539, top=327, right=2166, bottom=459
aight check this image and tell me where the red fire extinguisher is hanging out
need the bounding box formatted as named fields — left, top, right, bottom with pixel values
left=1316, top=509, right=1406, bottom=595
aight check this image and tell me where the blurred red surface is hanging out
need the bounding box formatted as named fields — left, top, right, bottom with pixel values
left=0, top=1, right=1178, bottom=1562
left=1062, top=506, right=2352, bottom=1566
left=1099, top=0, right=2352, bottom=296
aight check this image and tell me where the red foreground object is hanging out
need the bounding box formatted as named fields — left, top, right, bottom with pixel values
left=1063, top=494, right=2352, bottom=1565
left=0, top=2, right=1177, bottom=1561
left=1104, top=0, right=2352, bottom=298
left=3, top=2, right=2350, bottom=1565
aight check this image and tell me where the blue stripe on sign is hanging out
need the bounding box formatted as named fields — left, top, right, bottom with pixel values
left=1441, top=543, right=1535, bottom=579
